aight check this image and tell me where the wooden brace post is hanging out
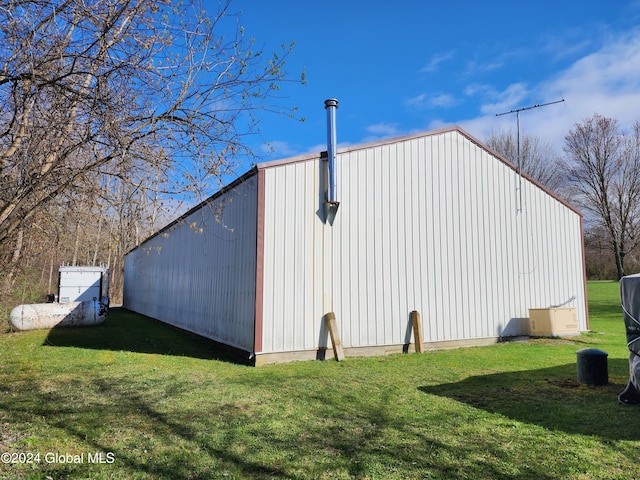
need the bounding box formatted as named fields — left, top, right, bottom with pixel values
left=324, top=312, right=345, bottom=361
left=410, top=310, right=424, bottom=353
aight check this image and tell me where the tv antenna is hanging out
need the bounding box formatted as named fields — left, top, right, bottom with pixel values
left=496, top=98, right=564, bottom=212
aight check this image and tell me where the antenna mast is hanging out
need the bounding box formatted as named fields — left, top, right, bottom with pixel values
left=496, top=98, right=564, bottom=212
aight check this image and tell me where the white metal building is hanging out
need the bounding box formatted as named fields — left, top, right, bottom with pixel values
left=123, top=114, right=587, bottom=365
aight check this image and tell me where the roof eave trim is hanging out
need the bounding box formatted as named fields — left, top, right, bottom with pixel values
left=125, top=166, right=259, bottom=254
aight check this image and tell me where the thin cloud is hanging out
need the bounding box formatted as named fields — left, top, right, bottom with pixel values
left=465, top=82, right=529, bottom=114
left=463, top=83, right=490, bottom=97
left=463, top=44, right=543, bottom=78
left=463, top=59, right=504, bottom=76
left=539, top=31, right=593, bottom=61
left=357, top=122, right=406, bottom=144
left=420, top=50, right=455, bottom=73
left=535, top=28, right=640, bottom=145
left=406, top=93, right=428, bottom=107
left=430, top=94, right=460, bottom=108
left=406, top=92, right=460, bottom=109
left=366, top=122, right=402, bottom=137
left=458, top=28, right=640, bottom=153
left=550, top=30, right=640, bottom=99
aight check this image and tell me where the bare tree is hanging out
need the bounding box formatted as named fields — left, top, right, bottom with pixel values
left=0, top=0, right=301, bottom=254
left=485, top=128, right=565, bottom=192
left=564, top=114, right=640, bottom=279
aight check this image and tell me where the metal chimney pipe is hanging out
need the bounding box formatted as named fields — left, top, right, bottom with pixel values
left=324, top=98, right=338, bottom=203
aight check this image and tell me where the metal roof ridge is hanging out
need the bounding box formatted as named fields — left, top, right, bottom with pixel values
left=255, top=125, right=467, bottom=170
left=253, top=124, right=583, bottom=218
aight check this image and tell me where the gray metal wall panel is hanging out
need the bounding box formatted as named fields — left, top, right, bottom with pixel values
left=260, top=130, right=586, bottom=353
left=261, top=161, right=320, bottom=353
left=123, top=176, right=258, bottom=352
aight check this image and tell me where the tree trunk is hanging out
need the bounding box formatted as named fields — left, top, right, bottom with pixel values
left=72, top=221, right=80, bottom=266
left=615, top=249, right=625, bottom=280
left=5, top=228, right=24, bottom=288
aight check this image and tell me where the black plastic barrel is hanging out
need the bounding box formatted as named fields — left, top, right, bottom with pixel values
left=576, top=348, right=608, bottom=385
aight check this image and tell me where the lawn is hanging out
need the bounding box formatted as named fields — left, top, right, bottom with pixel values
left=0, top=281, right=638, bottom=479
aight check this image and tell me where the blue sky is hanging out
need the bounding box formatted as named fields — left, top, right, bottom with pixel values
left=225, top=0, right=640, bottom=165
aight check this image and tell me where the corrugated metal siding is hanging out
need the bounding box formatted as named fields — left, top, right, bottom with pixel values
left=260, top=129, right=586, bottom=353
left=123, top=175, right=259, bottom=352
left=260, top=161, right=320, bottom=352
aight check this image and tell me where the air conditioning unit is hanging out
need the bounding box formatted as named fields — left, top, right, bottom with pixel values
left=528, top=307, right=579, bottom=337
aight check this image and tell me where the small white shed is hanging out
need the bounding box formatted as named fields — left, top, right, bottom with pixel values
left=59, top=266, right=109, bottom=303
left=123, top=115, right=587, bottom=365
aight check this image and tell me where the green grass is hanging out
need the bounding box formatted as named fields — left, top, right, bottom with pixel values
left=1, top=281, right=639, bottom=479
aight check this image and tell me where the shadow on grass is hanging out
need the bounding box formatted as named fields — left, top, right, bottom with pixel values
left=588, top=298, right=624, bottom=323
left=420, top=360, right=640, bottom=441
left=0, top=374, right=290, bottom=479
left=5, top=348, right=640, bottom=478
left=1, top=368, right=566, bottom=479
left=43, top=307, right=245, bottom=364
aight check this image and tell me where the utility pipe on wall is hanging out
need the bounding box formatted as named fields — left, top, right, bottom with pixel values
left=324, top=98, right=339, bottom=203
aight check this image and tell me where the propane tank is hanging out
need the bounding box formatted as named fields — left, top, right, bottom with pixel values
left=10, top=299, right=107, bottom=331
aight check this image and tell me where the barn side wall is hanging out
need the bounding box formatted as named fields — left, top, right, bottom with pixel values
left=258, top=130, right=587, bottom=356
left=123, top=174, right=259, bottom=353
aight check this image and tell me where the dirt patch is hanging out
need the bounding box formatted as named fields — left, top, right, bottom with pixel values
left=0, top=422, right=28, bottom=450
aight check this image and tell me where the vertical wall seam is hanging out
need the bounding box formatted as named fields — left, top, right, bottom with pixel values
left=254, top=168, right=266, bottom=354
left=580, top=215, right=590, bottom=330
